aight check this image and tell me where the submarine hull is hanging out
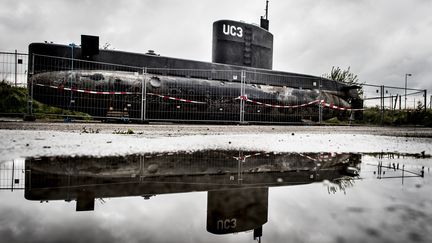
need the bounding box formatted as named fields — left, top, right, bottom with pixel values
left=30, top=69, right=354, bottom=122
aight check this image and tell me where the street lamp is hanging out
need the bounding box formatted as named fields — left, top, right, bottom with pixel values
left=404, top=73, right=412, bottom=110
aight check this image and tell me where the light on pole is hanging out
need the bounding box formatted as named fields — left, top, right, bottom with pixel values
left=404, top=73, right=412, bottom=110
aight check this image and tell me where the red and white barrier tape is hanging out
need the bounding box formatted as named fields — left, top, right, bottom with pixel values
left=236, top=95, right=320, bottom=108
left=298, top=152, right=339, bottom=162
left=319, top=100, right=364, bottom=111
left=147, top=93, right=206, bottom=104
left=298, top=153, right=319, bottom=162
left=35, top=84, right=206, bottom=104
left=35, top=84, right=363, bottom=110
left=237, top=95, right=364, bottom=111
left=233, top=152, right=263, bottom=162
left=35, top=84, right=137, bottom=95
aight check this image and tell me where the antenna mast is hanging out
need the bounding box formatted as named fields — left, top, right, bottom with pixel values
left=265, top=0, right=269, bottom=20
left=260, top=0, right=270, bottom=30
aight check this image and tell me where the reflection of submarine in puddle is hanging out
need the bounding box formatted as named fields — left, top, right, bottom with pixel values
left=24, top=151, right=361, bottom=239
left=207, top=188, right=268, bottom=238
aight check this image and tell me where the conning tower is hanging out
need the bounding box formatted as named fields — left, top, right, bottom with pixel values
left=212, top=1, right=273, bottom=69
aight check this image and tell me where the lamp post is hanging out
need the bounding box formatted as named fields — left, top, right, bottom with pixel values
left=404, top=73, right=412, bottom=110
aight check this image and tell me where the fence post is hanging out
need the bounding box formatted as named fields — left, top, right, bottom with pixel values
left=399, top=95, right=402, bottom=110
left=29, top=54, right=34, bottom=116
left=24, top=54, right=35, bottom=121
left=380, top=85, right=384, bottom=125
left=390, top=94, right=393, bottom=111
left=69, top=45, right=75, bottom=114
left=11, top=160, right=15, bottom=191
left=424, top=90, right=427, bottom=112
left=393, top=95, right=398, bottom=110
left=14, top=50, right=18, bottom=87
left=141, top=67, right=147, bottom=121
left=430, top=95, right=432, bottom=110
left=318, top=78, right=322, bottom=124
left=239, top=70, right=246, bottom=124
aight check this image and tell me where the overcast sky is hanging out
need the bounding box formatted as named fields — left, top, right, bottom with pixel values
left=1, top=0, right=431, bottom=95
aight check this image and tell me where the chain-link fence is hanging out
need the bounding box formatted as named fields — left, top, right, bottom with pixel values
left=362, top=84, right=427, bottom=111
left=28, top=54, right=345, bottom=123
left=1, top=51, right=430, bottom=124
left=0, top=51, right=28, bottom=87
left=29, top=53, right=143, bottom=120
left=361, top=83, right=428, bottom=124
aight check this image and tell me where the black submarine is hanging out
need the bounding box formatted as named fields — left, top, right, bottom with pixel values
left=28, top=1, right=362, bottom=123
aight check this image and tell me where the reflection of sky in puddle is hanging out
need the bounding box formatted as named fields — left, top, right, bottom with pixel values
left=0, top=152, right=431, bottom=243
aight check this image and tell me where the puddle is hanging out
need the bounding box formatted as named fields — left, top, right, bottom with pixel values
left=0, top=151, right=431, bottom=243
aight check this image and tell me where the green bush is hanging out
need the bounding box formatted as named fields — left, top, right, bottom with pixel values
left=0, top=80, right=92, bottom=120
left=0, top=81, right=28, bottom=113
left=361, top=107, right=432, bottom=127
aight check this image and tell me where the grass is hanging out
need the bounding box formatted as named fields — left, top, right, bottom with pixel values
left=0, top=80, right=92, bottom=120
left=0, top=80, right=28, bottom=114
left=361, top=107, right=432, bottom=126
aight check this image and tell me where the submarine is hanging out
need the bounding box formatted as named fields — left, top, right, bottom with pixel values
left=28, top=2, right=362, bottom=123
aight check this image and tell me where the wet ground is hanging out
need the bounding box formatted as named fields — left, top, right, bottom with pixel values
left=1, top=122, right=432, bottom=242
left=1, top=121, right=432, bottom=137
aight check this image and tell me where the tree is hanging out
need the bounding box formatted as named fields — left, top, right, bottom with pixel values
left=416, top=101, right=424, bottom=112
left=324, top=66, right=363, bottom=96
left=324, top=66, right=360, bottom=85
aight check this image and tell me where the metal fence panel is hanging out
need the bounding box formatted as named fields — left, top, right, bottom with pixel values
left=143, top=68, right=243, bottom=122
left=3, top=50, right=428, bottom=124
left=362, top=84, right=426, bottom=111
left=0, top=51, right=28, bottom=86
left=31, top=54, right=143, bottom=121
left=242, top=70, right=322, bottom=123
left=26, top=54, right=365, bottom=123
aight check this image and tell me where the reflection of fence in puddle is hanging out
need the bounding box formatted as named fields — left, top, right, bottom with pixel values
left=0, top=151, right=360, bottom=191
left=0, top=152, right=429, bottom=240
left=316, top=152, right=429, bottom=194
left=368, top=161, right=425, bottom=185
left=323, top=161, right=426, bottom=194
left=0, top=159, right=26, bottom=191
left=1, top=152, right=428, bottom=192
left=365, top=152, right=427, bottom=184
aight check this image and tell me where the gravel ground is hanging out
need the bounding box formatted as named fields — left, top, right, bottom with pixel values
left=1, top=120, right=432, bottom=137
left=1, top=120, right=432, bottom=163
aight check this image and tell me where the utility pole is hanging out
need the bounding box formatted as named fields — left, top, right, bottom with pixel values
left=404, top=73, right=412, bottom=110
